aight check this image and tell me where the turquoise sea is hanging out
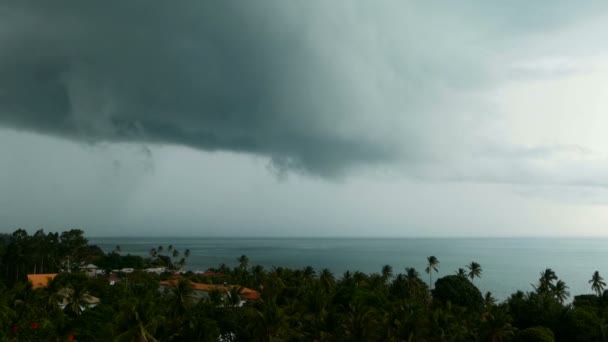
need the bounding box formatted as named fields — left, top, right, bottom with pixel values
left=89, top=237, right=608, bottom=301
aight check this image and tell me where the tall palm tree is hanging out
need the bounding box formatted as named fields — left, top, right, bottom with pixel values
left=425, top=256, right=440, bottom=289
left=553, top=279, right=570, bottom=303
left=590, top=271, right=606, bottom=296
left=467, top=262, right=482, bottom=282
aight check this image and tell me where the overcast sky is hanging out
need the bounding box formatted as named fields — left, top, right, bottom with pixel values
left=2, top=1, right=608, bottom=236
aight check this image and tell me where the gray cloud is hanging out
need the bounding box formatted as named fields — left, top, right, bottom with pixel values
left=4, top=2, right=608, bottom=237
left=1, top=1, right=409, bottom=176
left=0, top=1, right=605, bottom=177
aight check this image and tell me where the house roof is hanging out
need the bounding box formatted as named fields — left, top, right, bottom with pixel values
left=159, top=280, right=260, bottom=301
left=27, top=274, right=58, bottom=289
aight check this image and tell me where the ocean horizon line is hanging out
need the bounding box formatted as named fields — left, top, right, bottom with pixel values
left=87, top=235, right=608, bottom=240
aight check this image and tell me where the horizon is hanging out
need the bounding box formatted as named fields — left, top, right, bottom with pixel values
left=89, top=234, right=608, bottom=239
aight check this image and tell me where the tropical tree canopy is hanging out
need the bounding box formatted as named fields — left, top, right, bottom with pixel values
left=0, top=228, right=607, bottom=341
left=432, top=275, right=484, bottom=312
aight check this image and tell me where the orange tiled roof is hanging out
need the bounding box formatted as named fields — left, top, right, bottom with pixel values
left=159, top=280, right=260, bottom=301
left=27, top=274, right=58, bottom=289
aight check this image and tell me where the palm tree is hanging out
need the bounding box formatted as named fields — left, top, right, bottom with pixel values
left=467, top=262, right=482, bottom=282
left=455, top=268, right=467, bottom=277
left=227, top=286, right=244, bottom=307
left=303, top=266, right=316, bottom=280
left=406, top=267, right=420, bottom=280
left=484, top=291, right=496, bottom=310
left=381, top=265, right=393, bottom=281
left=58, top=285, right=98, bottom=318
left=534, top=268, right=558, bottom=294
left=404, top=267, right=427, bottom=301
left=238, top=255, right=249, bottom=271
left=184, top=248, right=190, bottom=259
left=115, top=299, right=162, bottom=342
left=425, top=256, right=440, bottom=289
left=178, top=258, right=186, bottom=270
left=320, top=268, right=335, bottom=293
left=251, top=297, right=288, bottom=341
left=590, top=271, right=606, bottom=296
left=540, top=268, right=557, bottom=284
left=170, top=278, right=194, bottom=315
left=553, top=279, right=570, bottom=303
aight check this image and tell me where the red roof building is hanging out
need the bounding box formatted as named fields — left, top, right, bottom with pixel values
left=159, top=280, right=260, bottom=301
left=27, top=274, right=58, bottom=289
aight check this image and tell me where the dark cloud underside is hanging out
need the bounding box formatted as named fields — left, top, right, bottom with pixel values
left=0, top=1, right=603, bottom=176
left=0, top=1, right=407, bottom=175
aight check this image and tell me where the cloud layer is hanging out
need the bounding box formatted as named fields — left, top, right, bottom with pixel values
left=0, top=1, right=606, bottom=177
left=4, top=1, right=589, bottom=175
left=3, top=2, right=608, bottom=236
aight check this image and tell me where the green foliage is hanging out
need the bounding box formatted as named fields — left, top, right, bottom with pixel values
left=590, top=271, right=606, bottom=297
left=96, top=251, right=149, bottom=270
left=432, top=275, right=483, bottom=312
left=573, top=294, right=599, bottom=308
left=2, top=227, right=608, bottom=341
left=467, top=261, right=482, bottom=282
left=518, top=326, right=555, bottom=342
left=425, top=255, right=440, bottom=289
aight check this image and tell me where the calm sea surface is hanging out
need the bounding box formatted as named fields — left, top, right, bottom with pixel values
left=89, top=237, right=608, bottom=301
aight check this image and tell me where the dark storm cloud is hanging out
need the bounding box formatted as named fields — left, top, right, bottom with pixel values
left=1, top=1, right=604, bottom=176
left=0, top=1, right=408, bottom=175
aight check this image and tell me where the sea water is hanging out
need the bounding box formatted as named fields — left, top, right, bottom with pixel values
left=89, top=237, right=608, bottom=301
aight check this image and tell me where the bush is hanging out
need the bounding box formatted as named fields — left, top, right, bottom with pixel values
left=518, top=326, right=555, bottom=342
left=432, top=275, right=483, bottom=312
left=572, top=294, right=599, bottom=308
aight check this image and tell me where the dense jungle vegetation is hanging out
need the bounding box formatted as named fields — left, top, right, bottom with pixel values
left=1, top=228, right=608, bottom=341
